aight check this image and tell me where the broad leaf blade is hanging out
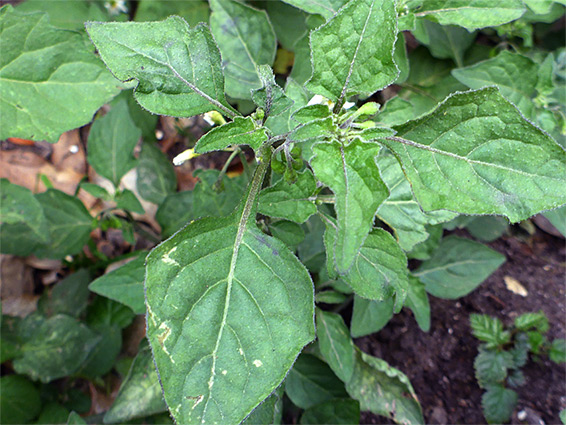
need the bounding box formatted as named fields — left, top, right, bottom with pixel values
left=311, top=139, right=389, bottom=273
left=300, top=398, right=360, bottom=425
left=0, top=6, right=120, bottom=142
left=86, top=18, right=236, bottom=118
left=386, top=87, right=566, bottom=223
left=414, top=236, right=505, bottom=299
left=209, top=0, right=276, bottom=100
left=350, top=296, right=394, bottom=338
left=307, top=0, right=398, bottom=106
left=137, top=141, right=177, bottom=205
left=194, top=117, right=268, bottom=153
left=145, top=156, right=315, bottom=424
left=281, top=0, right=349, bottom=21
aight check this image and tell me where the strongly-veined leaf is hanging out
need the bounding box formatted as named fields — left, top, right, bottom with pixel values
left=194, top=117, right=268, bottom=153
left=86, top=17, right=236, bottom=118
left=412, top=0, right=526, bottom=31
left=89, top=254, right=146, bottom=315
left=414, top=236, right=505, bottom=299
left=145, top=153, right=315, bottom=424
left=514, top=312, right=549, bottom=333
left=251, top=65, right=293, bottom=118
left=13, top=315, right=100, bottom=383
left=481, top=385, right=518, bottom=424
left=281, top=0, right=349, bottom=21
left=137, top=141, right=177, bottom=205
left=386, top=87, right=566, bottom=223
left=34, top=189, right=94, bottom=259
left=311, top=139, right=389, bottom=273
left=0, top=179, right=49, bottom=256
left=470, top=314, right=509, bottom=347
left=258, top=170, right=317, bottom=223
left=350, top=296, right=394, bottom=338
left=474, top=349, right=514, bottom=386
left=285, top=353, right=348, bottom=409
left=209, top=0, right=276, bottom=100
left=300, top=398, right=360, bottom=424
left=103, top=344, right=167, bottom=423
left=452, top=51, right=539, bottom=119
left=405, top=276, right=430, bottom=332
left=290, top=118, right=338, bottom=161
left=307, top=0, right=398, bottom=106
left=135, top=0, right=210, bottom=26
left=376, top=152, right=457, bottom=251
left=0, top=375, right=41, bottom=425
left=0, top=5, right=120, bottom=142
left=324, top=226, right=408, bottom=308
left=87, top=99, right=141, bottom=186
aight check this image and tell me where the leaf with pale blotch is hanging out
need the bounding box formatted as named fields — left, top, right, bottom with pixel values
left=307, top=0, right=398, bottom=106
left=385, top=87, right=566, bottom=223
left=0, top=6, right=120, bottom=142
left=145, top=156, right=315, bottom=425
left=412, top=0, right=525, bottom=31
left=209, top=0, right=276, bottom=100
left=194, top=117, right=268, bottom=154
left=86, top=17, right=236, bottom=118
left=413, top=236, right=505, bottom=299
left=258, top=170, right=317, bottom=223
left=281, top=0, right=349, bottom=21
left=311, top=139, right=389, bottom=273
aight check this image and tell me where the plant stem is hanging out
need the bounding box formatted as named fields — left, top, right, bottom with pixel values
left=215, top=148, right=242, bottom=190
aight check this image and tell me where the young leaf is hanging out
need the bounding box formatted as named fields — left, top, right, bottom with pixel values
left=346, top=349, right=424, bottom=424
left=251, top=65, right=293, bottom=118
left=145, top=151, right=315, bottom=425
left=307, top=0, right=398, bottom=109
left=285, top=353, right=348, bottom=410
left=104, top=344, right=167, bottom=423
left=87, top=100, right=141, bottom=187
left=281, top=0, right=349, bottom=21
left=350, top=297, right=394, bottom=338
left=86, top=18, right=237, bottom=118
left=405, top=276, right=431, bottom=332
left=115, top=189, right=145, bottom=215
left=549, top=339, right=566, bottom=364
left=0, top=5, right=120, bottom=142
left=413, top=0, right=525, bottom=31
left=265, top=78, right=310, bottom=136
left=194, top=117, right=268, bottom=154
left=209, top=0, right=276, bottom=100
left=89, top=255, right=146, bottom=315
left=470, top=314, right=510, bottom=347
left=386, top=87, right=566, bottom=223
left=300, top=398, right=360, bottom=425
left=0, top=375, right=42, bottom=425
left=414, top=236, right=505, bottom=299
left=311, top=139, right=389, bottom=273
left=137, top=141, right=177, bottom=205
left=258, top=170, right=317, bottom=223
left=481, top=385, right=518, bottom=424
left=514, top=311, right=549, bottom=333
left=474, top=349, right=514, bottom=386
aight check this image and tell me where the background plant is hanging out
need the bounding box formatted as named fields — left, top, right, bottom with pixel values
left=1, top=0, right=565, bottom=424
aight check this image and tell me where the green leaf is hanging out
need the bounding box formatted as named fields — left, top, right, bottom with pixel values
left=387, top=87, right=566, bottom=223
left=452, top=51, right=539, bottom=119
left=300, top=398, right=360, bottom=424
left=34, top=189, right=94, bottom=259
left=86, top=17, right=236, bottom=118
left=0, top=5, right=120, bottom=142
left=465, top=216, right=509, bottom=242
left=324, top=226, right=408, bottom=307
left=285, top=353, right=348, bottom=409
left=80, top=183, right=111, bottom=200
left=67, top=412, right=87, bottom=425
left=115, top=189, right=145, bottom=215
left=311, top=139, right=389, bottom=273
left=145, top=153, right=315, bottom=424
left=269, top=221, right=305, bottom=250
left=1, top=316, right=21, bottom=363
left=346, top=349, right=423, bottom=424
left=481, top=385, right=517, bottom=424
left=470, top=314, right=510, bottom=347
left=561, top=408, right=566, bottom=425
left=0, top=375, right=41, bottom=425
left=156, top=169, right=248, bottom=238
left=241, top=386, right=283, bottom=425
left=315, top=291, right=348, bottom=304
left=258, top=170, right=317, bottom=223
left=549, top=339, right=566, bottom=364
left=194, top=117, right=268, bottom=154
left=0, top=179, right=49, bottom=256
left=281, top=0, right=349, bottom=21
left=393, top=35, right=409, bottom=84
left=407, top=224, right=443, bottom=261
left=38, top=269, right=91, bottom=318
left=350, top=296, right=394, bottom=338
left=265, top=78, right=309, bottom=136
left=16, top=0, right=107, bottom=30
left=265, top=2, right=309, bottom=51
left=13, top=315, right=100, bottom=383
left=414, top=236, right=505, bottom=299
left=543, top=205, right=566, bottom=236
left=298, top=214, right=328, bottom=273
left=89, top=254, right=146, bottom=315
left=251, top=65, right=293, bottom=118
left=135, top=0, right=210, bottom=26
left=103, top=344, right=167, bottom=423
left=514, top=311, right=549, bottom=332
left=412, top=0, right=525, bottom=31
left=209, top=0, right=276, bottom=100
left=87, top=99, right=141, bottom=187
left=307, top=0, right=398, bottom=107
left=474, top=349, right=514, bottom=386
left=405, top=276, right=430, bottom=332
left=376, top=153, right=457, bottom=251
left=87, top=296, right=135, bottom=329
left=37, top=402, right=70, bottom=425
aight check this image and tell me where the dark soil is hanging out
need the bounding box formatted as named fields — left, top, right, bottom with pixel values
left=356, top=227, right=566, bottom=425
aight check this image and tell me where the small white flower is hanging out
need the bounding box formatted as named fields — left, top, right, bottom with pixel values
left=343, top=101, right=356, bottom=109
left=173, top=148, right=199, bottom=166
left=104, top=0, right=128, bottom=16
left=307, top=94, right=327, bottom=106
left=203, top=111, right=226, bottom=126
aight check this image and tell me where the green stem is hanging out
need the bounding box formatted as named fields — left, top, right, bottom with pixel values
left=215, top=148, right=242, bottom=190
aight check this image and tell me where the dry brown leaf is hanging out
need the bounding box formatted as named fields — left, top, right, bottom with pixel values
left=504, top=275, right=528, bottom=297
